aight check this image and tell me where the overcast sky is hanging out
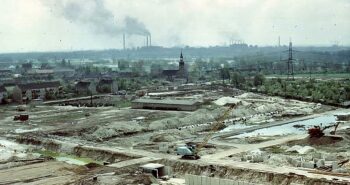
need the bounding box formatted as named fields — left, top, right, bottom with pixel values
left=0, top=0, right=349, bottom=53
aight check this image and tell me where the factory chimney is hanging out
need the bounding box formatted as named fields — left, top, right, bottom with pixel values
left=149, top=34, right=151, bottom=47
left=278, top=36, right=281, bottom=47
left=123, top=33, right=126, bottom=50
left=146, top=36, right=149, bottom=47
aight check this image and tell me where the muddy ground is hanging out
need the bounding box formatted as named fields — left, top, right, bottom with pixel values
left=0, top=90, right=348, bottom=185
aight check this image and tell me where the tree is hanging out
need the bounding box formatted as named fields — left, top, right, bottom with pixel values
left=61, top=59, right=67, bottom=67
left=231, top=72, right=245, bottom=88
left=12, top=86, right=23, bottom=103
left=220, top=67, right=230, bottom=84
left=118, top=79, right=126, bottom=90
left=253, top=73, right=265, bottom=86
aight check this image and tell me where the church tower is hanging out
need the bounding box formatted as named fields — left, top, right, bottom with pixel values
left=178, top=50, right=185, bottom=77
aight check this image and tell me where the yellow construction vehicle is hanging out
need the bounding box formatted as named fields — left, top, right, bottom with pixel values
left=176, top=104, right=236, bottom=160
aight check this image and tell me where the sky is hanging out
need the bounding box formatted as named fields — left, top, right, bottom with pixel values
left=0, top=0, right=349, bottom=53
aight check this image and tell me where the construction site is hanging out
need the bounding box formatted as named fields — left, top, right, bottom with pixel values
left=0, top=87, right=349, bottom=185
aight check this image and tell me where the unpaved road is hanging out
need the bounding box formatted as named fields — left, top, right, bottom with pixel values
left=51, top=134, right=350, bottom=183
left=204, top=134, right=308, bottom=160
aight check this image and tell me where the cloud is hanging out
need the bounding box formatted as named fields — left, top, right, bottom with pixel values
left=40, top=0, right=150, bottom=36
left=0, top=0, right=349, bottom=52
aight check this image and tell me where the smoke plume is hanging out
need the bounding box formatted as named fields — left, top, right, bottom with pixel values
left=41, top=0, right=150, bottom=36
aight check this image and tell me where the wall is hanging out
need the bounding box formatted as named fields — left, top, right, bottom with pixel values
left=132, top=102, right=198, bottom=111
left=185, top=174, right=262, bottom=185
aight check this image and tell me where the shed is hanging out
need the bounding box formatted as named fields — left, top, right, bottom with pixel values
left=132, top=98, right=201, bottom=111
left=140, top=163, right=165, bottom=178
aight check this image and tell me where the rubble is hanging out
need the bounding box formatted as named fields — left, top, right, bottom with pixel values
left=213, top=97, right=242, bottom=106
left=0, top=90, right=348, bottom=184
left=286, top=145, right=315, bottom=154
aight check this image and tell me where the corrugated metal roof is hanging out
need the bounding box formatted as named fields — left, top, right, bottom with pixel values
left=132, top=98, right=199, bottom=106
left=140, top=163, right=164, bottom=169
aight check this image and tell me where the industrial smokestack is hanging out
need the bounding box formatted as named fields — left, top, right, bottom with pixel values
left=146, top=36, right=149, bottom=47
left=149, top=34, right=151, bottom=47
left=123, top=33, right=126, bottom=50
left=278, top=36, right=281, bottom=47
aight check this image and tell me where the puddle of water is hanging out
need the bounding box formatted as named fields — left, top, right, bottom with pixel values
left=14, top=128, right=41, bottom=133
left=230, top=115, right=336, bottom=138
left=35, top=149, right=101, bottom=166
left=220, top=123, right=253, bottom=132
left=56, top=156, right=88, bottom=165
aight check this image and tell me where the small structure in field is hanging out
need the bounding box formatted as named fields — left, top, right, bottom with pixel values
left=132, top=98, right=201, bottom=111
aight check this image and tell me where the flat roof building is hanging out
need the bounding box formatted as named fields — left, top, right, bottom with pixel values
left=131, top=98, right=201, bottom=111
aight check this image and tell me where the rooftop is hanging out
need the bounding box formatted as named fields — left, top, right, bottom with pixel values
left=27, top=69, right=54, bottom=74
left=140, top=163, right=164, bottom=170
left=132, top=98, right=200, bottom=106
left=18, top=81, right=61, bottom=91
left=162, top=69, right=178, bottom=76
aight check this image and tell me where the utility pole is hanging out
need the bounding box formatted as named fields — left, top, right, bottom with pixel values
left=287, top=41, right=295, bottom=80
left=281, top=40, right=296, bottom=80
left=123, top=33, right=126, bottom=51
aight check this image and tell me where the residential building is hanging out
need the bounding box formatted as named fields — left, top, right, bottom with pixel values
left=75, top=81, right=97, bottom=95
left=97, top=77, right=118, bottom=93
left=13, top=81, right=61, bottom=102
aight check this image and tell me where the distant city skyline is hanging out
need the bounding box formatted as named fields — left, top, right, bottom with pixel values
left=0, top=0, right=349, bottom=53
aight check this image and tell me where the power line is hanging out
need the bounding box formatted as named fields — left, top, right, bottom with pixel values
left=281, top=41, right=296, bottom=80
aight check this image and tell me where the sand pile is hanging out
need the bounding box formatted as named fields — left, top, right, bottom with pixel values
left=254, top=104, right=283, bottom=113
left=236, top=92, right=263, bottom=99
left=149, top=107, right=226, bottom=130
left=214, top=97, right=242, bottom=106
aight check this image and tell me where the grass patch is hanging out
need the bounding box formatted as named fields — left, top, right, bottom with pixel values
left=35, top=149, right=60, bottom=157
left=263, top=145, right=286, bottom=154
left=34, top=149, right=103, bottom=165
left=115, top=100, right=131, bottom=108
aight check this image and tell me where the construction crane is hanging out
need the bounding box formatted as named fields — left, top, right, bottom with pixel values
left=176, top=104, right=236, bottom=159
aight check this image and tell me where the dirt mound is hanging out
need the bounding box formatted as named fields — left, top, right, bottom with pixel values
left=236, top=92, right=263, bottom=99
left=85, top=162, right=102, bottom=169
left=148, top=107, right=226, bottom=130
left=115, top=173, right=155, bottom=185
left=88, top=121, right=144, bottom=141
left=150, top=133, right=178, bottom=142
left=287, top=136, right=343, bottom=146
left=150, top=130, right=191, bottom=142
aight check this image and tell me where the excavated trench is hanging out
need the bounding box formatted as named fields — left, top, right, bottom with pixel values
left=13, top=135, right=349, bottom=185
left=158, top=159, right=349, bottom=185
left=15, top=136, right=140, bottom=163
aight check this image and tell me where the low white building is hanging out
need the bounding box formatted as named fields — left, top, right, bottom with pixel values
left=132, top=98, right=201, bottom=111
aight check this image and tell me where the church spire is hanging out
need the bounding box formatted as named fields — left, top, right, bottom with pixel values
left=178, top=50, right=185, bottom=78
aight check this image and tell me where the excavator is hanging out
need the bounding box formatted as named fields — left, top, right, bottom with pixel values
left=176, top=104, right=236, bottom=160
